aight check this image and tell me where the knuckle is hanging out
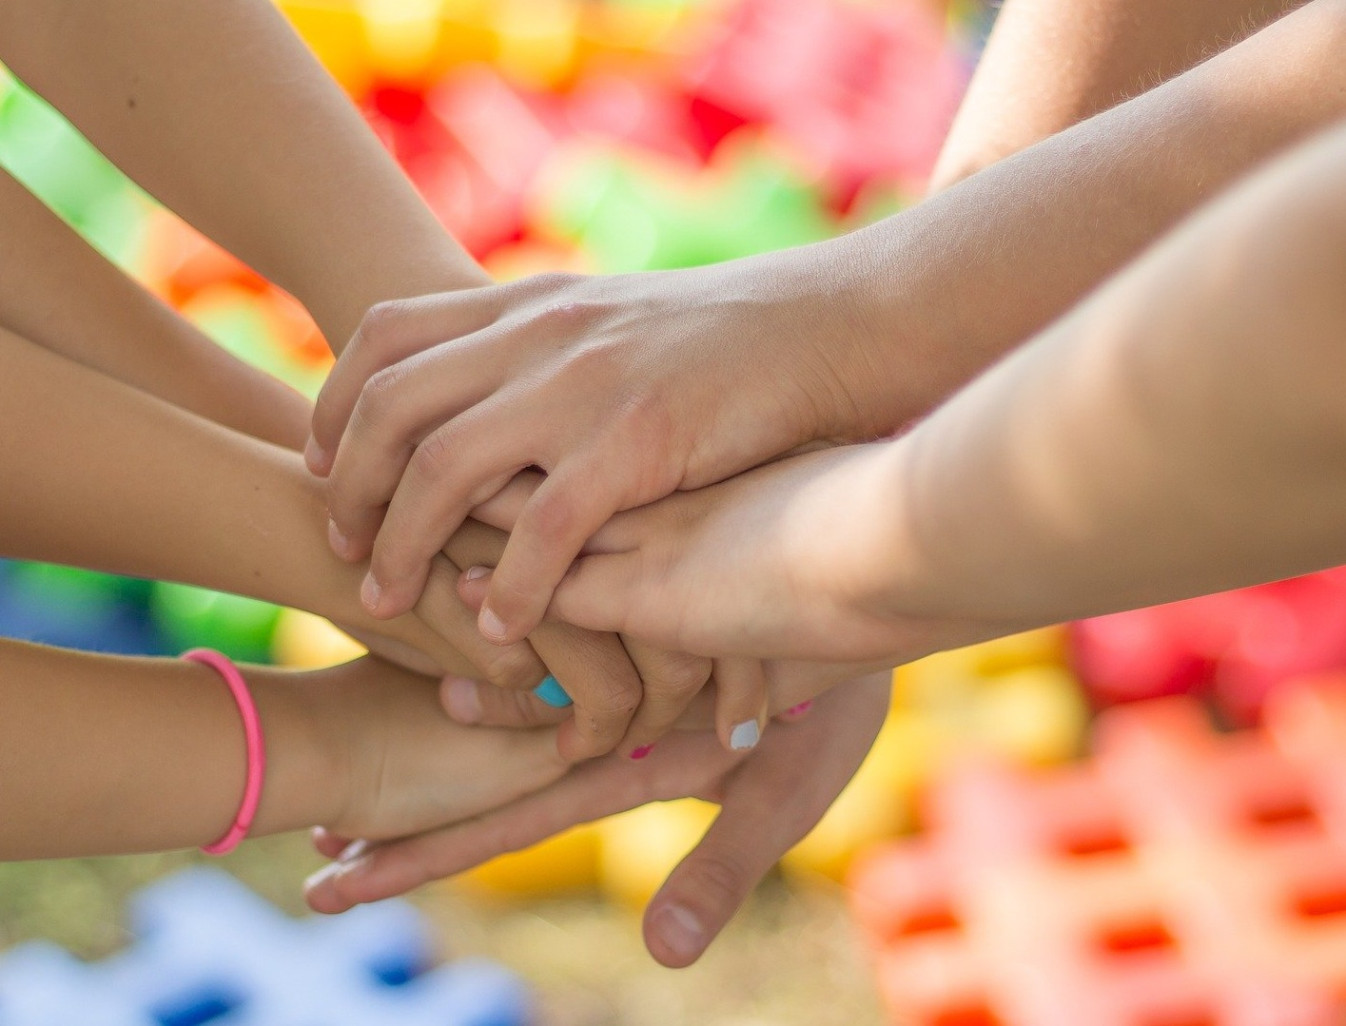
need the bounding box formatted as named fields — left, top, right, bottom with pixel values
left=410, top=425, right=459, bottom=480
left=684, top=851, right=748, bottom=906
left=483, top=647, right=542, bottom=692
left=534, top=298, right=601, bottom=334
left=357, top=299, right=410, bottom=348
left=522, top=488, right=581, bottom=547
left=520, top=270, right=578, bottom=296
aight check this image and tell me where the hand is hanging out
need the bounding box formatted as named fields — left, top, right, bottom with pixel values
left=448, top=494, right=777, bottom=759
left=309, top=255, right=888, bottom=645
left=303, top=674, right=891, bottom=967
left=299, top=657, right=569, bottom=843
left=465, top=450, right=1004, bottom=668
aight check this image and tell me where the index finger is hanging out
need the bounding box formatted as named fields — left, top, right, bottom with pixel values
left=308, top=290, right=502, bottom=474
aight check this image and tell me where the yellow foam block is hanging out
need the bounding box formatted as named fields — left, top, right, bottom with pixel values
left=598, top=799, right=718, bottom=909
left=278, top=2, right=375, bottom=98
left=271, top=609, right=366, bottom=669
left=458, top=822, right=603, bottom=898
left=780, top=711, right=944, bottom=882
left=974, top=665, right=1088, bottom=767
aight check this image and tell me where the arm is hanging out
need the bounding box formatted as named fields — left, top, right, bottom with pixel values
left=0, top=0, right=488, bottom=350
left=535, top=120, right=1346, bottom=664
left=310, top=0, right=1346, bottom=647
left=0, top=641, right=565, bottom=859
left=0, top=168, right=309, bottom=450
left=930, top=0, right=1303, bottom=189
left=305, top=673, right=893, bottom=971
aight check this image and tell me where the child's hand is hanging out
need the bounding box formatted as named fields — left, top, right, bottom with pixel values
left=300, top=657, right=568, bottom=842
left=441, top=516, right=773, bottom=759
left=463, top=448, right=998, bottom=669
left=309, top=256, right=891, bottom=647
left=304, top=674, right=891, bottom=968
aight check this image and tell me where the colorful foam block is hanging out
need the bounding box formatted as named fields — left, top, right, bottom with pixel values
left=0, top=867, right=531, bottom=1026
left=849, top=678, right=1346, bottom=1025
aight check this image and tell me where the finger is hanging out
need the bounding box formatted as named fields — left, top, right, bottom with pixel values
left=528, top=619, right=645, bottom=762
left=309, top=290, right=504, bottom=474
left=477, top=464, right=628, bottom=645
left=713, top=657, right=769, bottom=754
left=415, top=555, right=550, bottom=691
left=324, top=343, right=504, bottom=562
left=546, top=550, right=645, bottom=636
left=439, top=675, right=571, bottom=728
left=304, top=733, right=736, bottom=912
left=311, top=826, right=353, bottom=860
left=615, top=640, right=713, bottom=760
left=468, top=469, right=545, bottom=533
left=361, top=408, right=532, bottom=619
left=453, top=560, right=647, bottom=759
left=642, top=678, right=889, bottom=968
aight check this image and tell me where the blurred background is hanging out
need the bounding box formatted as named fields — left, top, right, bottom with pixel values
left=4, top=2, right=1346, bottom=1024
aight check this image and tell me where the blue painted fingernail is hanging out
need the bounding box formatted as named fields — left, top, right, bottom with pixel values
left=533, top=676, right=573, bottom=708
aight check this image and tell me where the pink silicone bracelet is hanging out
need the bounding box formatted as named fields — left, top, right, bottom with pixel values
left=183, top=648, right=266, bottom=856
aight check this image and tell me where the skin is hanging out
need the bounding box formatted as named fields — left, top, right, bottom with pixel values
left=492, top=123, right=1346, bottom=667
left=312, top=0, right=1346, bottom=663
left=0, top=0, right=725, bottom=761
left=304, top=674, right=893, bottom=970
left=0, top=641, right=566, bottom=859
left=302, top=0, right=1346, bottom=969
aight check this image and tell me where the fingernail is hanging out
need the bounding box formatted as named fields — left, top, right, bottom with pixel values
left=652, top=904, right=705, bottom=962
left=304, top=435, right=332, bottom=475
left=444, top=677, right=484, bottom=723
left=328, top=518, right=354, bottom=560
left=304, top=862, right=340, bottom=891
left=361, top=573, right=383, bottom=614
left=465, top=565, right=490, bottom=583
left=533, top=675, right=573, bottom=709
left=784, top=700, right=814, bottom=718
left=629, top=744, right=655, bottom=761
left=479, top=604, right=507, bottom=642
left=730, top=719, right=761, bottom=751
left=337, top=839, right=368, bottom=864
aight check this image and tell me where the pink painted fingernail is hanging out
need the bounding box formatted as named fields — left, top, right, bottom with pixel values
left=629, top=744, right=655, bottom=761
left=785, top=700, right=814, bottom=717
left=465, top=565, right=490, bottom=582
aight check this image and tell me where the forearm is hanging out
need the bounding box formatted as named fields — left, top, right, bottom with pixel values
left=875, top=122, right=1346, bottom=628
left=0, top=328, right=476, bottom=674
left=0, top=0, right=487, bottom=349
left=931, top=0, right=1302, bottom=188
left=0, top=169, right=309, bottom=450
left=809, top=0, right=1346, bottom=436
left=0, top=640, right=342, bottom=858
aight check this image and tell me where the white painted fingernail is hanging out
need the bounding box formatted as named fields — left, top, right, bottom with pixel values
left=304, top=862, right=340, bottom=891
left=337, top=839, right=368, bottom=865
left=730, top=720, right=761, bottom=751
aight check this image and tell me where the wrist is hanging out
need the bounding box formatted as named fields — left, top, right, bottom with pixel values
left=770, top=237, right=924, bottom=442
left=244, top=667, right=350, bottom=837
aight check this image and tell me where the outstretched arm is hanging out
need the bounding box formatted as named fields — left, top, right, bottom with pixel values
left=309, top=0, right=1346, bottom=649
left=0, top=641, right=565, bottom=860
left=533, top=120, right=1346, bottom=664
left=931, top=0, right=1303, bottom=188
left=0, top=168, right=309, bottom=450
left=0, top=0, right=488, bottom=350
